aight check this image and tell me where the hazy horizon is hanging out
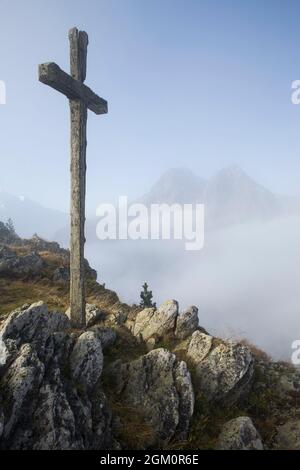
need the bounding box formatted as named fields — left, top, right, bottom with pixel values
left=1, top=162, right=300, bottom=216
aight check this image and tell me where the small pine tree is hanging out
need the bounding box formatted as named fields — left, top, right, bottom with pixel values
left=6, top=218, right=15, bottom=234
left=140, top=282, right=156, bottom=309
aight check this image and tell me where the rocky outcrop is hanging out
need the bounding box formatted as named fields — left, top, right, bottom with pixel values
left=66, top=304, right=106, bottom=328
left=4, top=229, right=288, bottom=450
left=132, top=301, right=201, bottom=345
left=53, top=264, right=96, bottom=284
left=0, top=302, right=115, bottom=450
left=0, top=301, right=69, bottom=358
left=187, top=331, right=213, bottom=363
left=25, top=235, right=66, bottom=256
left=0, top=233, right=97, bottom=281
left=177, top=329, right=254, bottom=404
left=193, top=341, right=254, bottom=403
left=132, top=300, right=178, bottom=346
left=175, top=306, right=199, bottom=340
left=108, top=348, right=194, bottom=447
left=1, top=289, right=299, bottom=451
left=131, top=300, right=253, bottom=404
left=89, top=326, right=117, bottom=350
left=217, top=417, right=263, bottom=450
left=0, top=301, right=70, bottom=366
left=0, top=246, right=43, bottom=276
left=70, top=331, right=103, bottom=392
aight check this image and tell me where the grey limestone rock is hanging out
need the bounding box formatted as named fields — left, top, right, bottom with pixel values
left=108, top=348, right=194, bottom=446
left=217, top=416, right=263, bottom=450
left=175, top=306, right=199, bottom=340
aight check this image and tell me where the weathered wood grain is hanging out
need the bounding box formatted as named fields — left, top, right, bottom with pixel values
left=69, top=27, right=88, bottom=82
left=39, top=62, right=107, bottom=115
left=69, top=28, right=88, bottom=327
left=69, top=98, right=87, bottom=327
left=39, top=27, right=107, bottom=328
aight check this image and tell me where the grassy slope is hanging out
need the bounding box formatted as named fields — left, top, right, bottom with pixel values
left=0, top=244, right=128, bottom=319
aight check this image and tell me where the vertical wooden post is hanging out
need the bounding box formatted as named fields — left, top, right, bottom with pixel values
left=39, top=28, right=107, bottom=328
left=69, top=28, right=89, bottom=327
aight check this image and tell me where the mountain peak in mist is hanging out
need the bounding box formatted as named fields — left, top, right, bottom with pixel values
left=205, top=164, right=281, bottom=225
left=139, top=167, right=207, bottom=204
left=140, top=165, right=283, bottom=227
left=213, top=164, right=249, bottom=179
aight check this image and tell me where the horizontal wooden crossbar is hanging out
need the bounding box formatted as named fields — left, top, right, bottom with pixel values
left=39, top=62, right=108, bottom=115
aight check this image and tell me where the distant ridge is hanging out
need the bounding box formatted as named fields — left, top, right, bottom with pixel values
left=3, top=165, right=300, bottom=245
left=0, top=190, right=67, bottom=240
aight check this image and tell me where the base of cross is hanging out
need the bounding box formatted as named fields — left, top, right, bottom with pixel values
left=65, top=303, right=104, bottom=329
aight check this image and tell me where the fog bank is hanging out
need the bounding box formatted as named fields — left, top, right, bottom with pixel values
left=86, top=215, right=300, bottom=360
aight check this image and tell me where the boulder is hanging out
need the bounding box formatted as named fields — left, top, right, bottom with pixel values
left=70, top=331, right=103, bottom=392
left=0, top=301, right=70, bottom=360
left=187, top=331, right=213, bottom=363
left=275, top=420, right=300, bottom=450
left=192, top=340, right=254, bottom=403
left=32, top=381, right=79, bottom=450
left=89, top=326, right=117, bottom=350
left=217, top=417, right=263, bottom=450
left=65, top=304, right=105, bottom=327
left=1, top=343, right=45, bottom=439
left=108, top=348, right=194, bottom=446
left=0, top=302, right=115, bottom=450
left=133, top=300, right=178, bottom=344
left=175, top=306, right=199, bottom=340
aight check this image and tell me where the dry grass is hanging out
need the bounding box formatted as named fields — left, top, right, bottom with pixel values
left=0, top=278, right=69, bottom=315
left=0, top=243, right=130, bottom=318
left=0, top=276, right=128, bottom=317
left=107, top=398, right=157, bottom=450
left=239, top=338, right=271, bottom=362
left=104, top=325, right=147, bottom=365
left=8, top=245, right=32, bottom=256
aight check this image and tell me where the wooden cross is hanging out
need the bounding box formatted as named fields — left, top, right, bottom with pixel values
left=39, top=27, right=108, bottom=327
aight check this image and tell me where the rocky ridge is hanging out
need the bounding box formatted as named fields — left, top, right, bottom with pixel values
left=0, top=230, right=300, bottom=450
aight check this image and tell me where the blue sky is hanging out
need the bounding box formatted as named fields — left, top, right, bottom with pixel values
left=1, top=0, right=300, bottom=214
